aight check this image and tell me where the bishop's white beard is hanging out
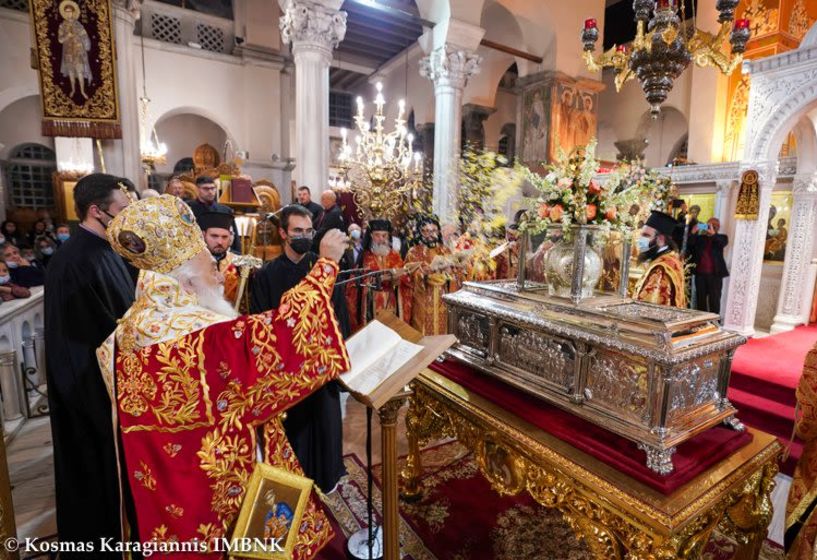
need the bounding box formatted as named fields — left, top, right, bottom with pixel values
left=193, top=283, right=238, bottom=318
left=371, top=242, right=390, bottom=257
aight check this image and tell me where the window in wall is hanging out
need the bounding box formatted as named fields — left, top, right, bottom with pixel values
left=329, top=91, right=353, bottom=129
left=154, top=0, right=233, bottom=20
left=0, top=0, right=28, bottom=11
left=5, top=144, right=57, bottom=209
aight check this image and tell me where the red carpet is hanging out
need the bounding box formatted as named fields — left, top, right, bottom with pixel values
left=728, top=324, right=817, bottom=475
left=318, top=442, right=783, bottom=559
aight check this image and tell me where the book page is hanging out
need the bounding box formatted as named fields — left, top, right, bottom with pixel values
left=341, top=320, right=423, bottom=395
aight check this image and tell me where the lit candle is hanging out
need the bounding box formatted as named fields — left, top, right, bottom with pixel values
left=584, top=18, right=597, bottom=30
left=734, top=18, right=750, bottom=30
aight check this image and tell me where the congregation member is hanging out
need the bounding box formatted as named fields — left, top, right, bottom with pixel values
left=35, top=236, right=58, bottom=268
left=688, top=217, right=729, bottom=314
left=98, top=195, right=349, bottom=553
left=251, top=204, right=348, bottom=493
left=186, top=175, right=241, bottom=252
left=44, top=173, right=136, bottom=555
left=139, top=188, right=161, bottom=199
left=634, top=210, right=686, bottom=307
left=55, top=224, right=71, bottom=246
left=0, top=220, right=25, bottom=248
left=1, top=243, right=45, bottom=287
left=28, top=219, right=55, bottom=246
left=199, top=211, right=240, bottom=307
left=296, top=185, right=323, bottom=221
left=313, top=190, right=346, bottom=249
left=0, top=261, right=31, bottom=301
left=347, top=222, right=364, bottom=267
left=164, top=175, right=185, bottom=197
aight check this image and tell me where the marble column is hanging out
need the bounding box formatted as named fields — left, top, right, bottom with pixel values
left=420, top=46, right=481, bottom=224
left=111, top=0, right=142, bottom=183
left=722, top=161, right=779, bottom=336
left=714, top=179, right=735, bottom=225
left=280, top=0, right=346, bottom=194
left=770, top=173, right=817, bottom=333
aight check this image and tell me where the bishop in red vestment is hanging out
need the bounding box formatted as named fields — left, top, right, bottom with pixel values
left=96, top=195, right=350, bottom=559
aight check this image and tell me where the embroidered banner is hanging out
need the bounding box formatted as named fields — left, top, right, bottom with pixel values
left=30, top=0, right=121, bottom=138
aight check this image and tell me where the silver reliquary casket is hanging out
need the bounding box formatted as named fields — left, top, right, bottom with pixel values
left=443, top=227, right=747, bottom=475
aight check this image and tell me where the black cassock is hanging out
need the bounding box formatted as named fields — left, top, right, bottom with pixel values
left=44, top=227, right=135, bottom=551
left=250, top=251, right=349, bottom=492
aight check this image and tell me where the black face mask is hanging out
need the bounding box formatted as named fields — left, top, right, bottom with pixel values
left=289, top=237, right=312, bottom=255
left=95, top=209, right=116, bottom=230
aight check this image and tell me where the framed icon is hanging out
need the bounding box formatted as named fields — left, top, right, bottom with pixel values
left=231, top=463, right=313, bottom=559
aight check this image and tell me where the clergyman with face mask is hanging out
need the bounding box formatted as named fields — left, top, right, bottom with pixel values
left=633, top=210, right=687, bottom=308
left=43, top=173, right=137, bottom=551
left=249, top=204, right=349, bottom=493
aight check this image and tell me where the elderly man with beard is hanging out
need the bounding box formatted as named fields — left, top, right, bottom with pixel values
left=353, top=219, right=412, bottom=330
left=634, top=210, right=687, bottom=307
left=96, top=195, right=350, bottom=558
left=405, top=216, right=454, bottom=335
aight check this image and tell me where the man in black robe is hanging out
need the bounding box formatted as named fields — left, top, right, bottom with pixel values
left=44, top=174, right=136, bottom=553
left=251, top=204, right=349, bottom=492
left=185, top=175, right=241, bottom=252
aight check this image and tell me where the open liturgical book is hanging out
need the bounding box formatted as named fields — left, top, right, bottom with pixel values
left=340, top=312, right=456, bottom=409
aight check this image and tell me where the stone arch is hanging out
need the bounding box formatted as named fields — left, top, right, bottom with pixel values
left=635, top=106, right=688, bottom=168
left=153, top=108, right=232, bottom=175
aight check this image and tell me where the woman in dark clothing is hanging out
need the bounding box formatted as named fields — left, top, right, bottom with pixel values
left=1, top=220, right=26, bottom=248
left=28, top=220, right=56, bottom=246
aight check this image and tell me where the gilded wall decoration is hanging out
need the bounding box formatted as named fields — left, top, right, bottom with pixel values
left=743, top=0, right=780, bottom=37
left=550, top=84, right=597, bottom=163
left=29, top=0, right=121, bottom=138
left=789, top=0, right=813, bottom=40
left=724, top=77, right=750, bottom=162
left=735, top=170, right=761, bottom=220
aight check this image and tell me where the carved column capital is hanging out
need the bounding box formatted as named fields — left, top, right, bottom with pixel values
left=111, top=0, right=141, bottom=22
left=280, top=0, right=347, bottom=55
left=420, top=45, right=482, bottom=91
left=715, top=179, right=735, bottom=193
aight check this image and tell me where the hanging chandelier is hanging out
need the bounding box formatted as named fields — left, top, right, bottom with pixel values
left=138, top=95, right=168, bottom=168
left=336, top=82, right=423, bottom=220
left=581, top=0, right=750, bottom=116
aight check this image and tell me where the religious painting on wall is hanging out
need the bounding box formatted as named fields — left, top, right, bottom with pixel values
left=520, top=85, right=549, bottom=168
left=53, top=173, right=80, bottom=223
left=549, top=83, right=598, bottom=163
left=764, top=191, right=792, bottom=263
left=683, top=193, right=717, bottom=223
left=231, top=463, right=313, bottom=559
left=29, top=0, right=120, bottom=138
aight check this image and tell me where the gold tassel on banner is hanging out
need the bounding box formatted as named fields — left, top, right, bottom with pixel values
left=735, top=169, right=760, bottom=220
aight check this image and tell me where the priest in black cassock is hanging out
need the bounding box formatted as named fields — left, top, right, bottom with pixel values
left=251, top=204, right=349, bottom=492
left=44, top=174, right=136, bottom=553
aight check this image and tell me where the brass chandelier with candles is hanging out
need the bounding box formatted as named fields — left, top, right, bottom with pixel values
left=581, top=0, right=751, bottom=116
left=336, top=82, right=423, bottom=221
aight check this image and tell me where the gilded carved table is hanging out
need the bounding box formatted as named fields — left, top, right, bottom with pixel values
left=401, top=369, right=782, bottom=560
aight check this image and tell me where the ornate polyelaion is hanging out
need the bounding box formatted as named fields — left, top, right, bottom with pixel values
left=403, top=369, right=781, bottom=560
left=735, top=169, right=761, bottom=220
left=29, top=0, right=120, bottom=138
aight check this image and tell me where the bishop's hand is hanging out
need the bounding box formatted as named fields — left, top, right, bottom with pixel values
left=319, top=229, right=347, bottom=263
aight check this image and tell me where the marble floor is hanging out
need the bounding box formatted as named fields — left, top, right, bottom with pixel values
left=5, top=397, right=789, bottom=547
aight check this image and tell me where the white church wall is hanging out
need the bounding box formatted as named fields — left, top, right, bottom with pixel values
left=0, top=9, right=40, bottom=118
left=0, top=96, right=53, bottom=161
left=154, top=113, right=227, bottom=174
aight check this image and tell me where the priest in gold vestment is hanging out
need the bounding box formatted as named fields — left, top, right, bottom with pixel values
left=96, top=195, right=350, bottom=559
left=786, top=343, right=817, bottom=559
left=405, top=216, right=455, bottom=335
left=634, top=210, right=686, bottom=307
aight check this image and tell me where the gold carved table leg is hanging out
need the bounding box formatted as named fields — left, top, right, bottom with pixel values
left=378, top=394, right=409, bottom=560
left=403, top=378, right=781, bottom=560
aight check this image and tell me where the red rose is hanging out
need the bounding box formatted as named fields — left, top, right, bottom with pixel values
left=550, top=204, right=564, bottom=221
left=588, top=180, right=602, bottom=195
left=605, top=207, right=617, bottom=221
left=586, top=204, right=597, bottom=221
left=538, top=203, right=551, bottom=219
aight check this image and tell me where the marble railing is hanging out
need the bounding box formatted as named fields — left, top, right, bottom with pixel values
left=0, top=288, right=44, bottom=441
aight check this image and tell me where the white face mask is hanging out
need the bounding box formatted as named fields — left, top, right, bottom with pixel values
left=0, top=275, right=9, bottom=285
left=637, top=236, right=651, bottom=253
left=41, top=247, right=54, bottom=256
left=6, top=261, right=19, bottom=269
left=350, top=230, right=361, bottom=240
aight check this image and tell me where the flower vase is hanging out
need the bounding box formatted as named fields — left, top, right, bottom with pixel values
left=543, top=225, right=603, bottom=303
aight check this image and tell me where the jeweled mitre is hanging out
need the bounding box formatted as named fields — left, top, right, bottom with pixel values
left=107, top=194, right=207, bottom=274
